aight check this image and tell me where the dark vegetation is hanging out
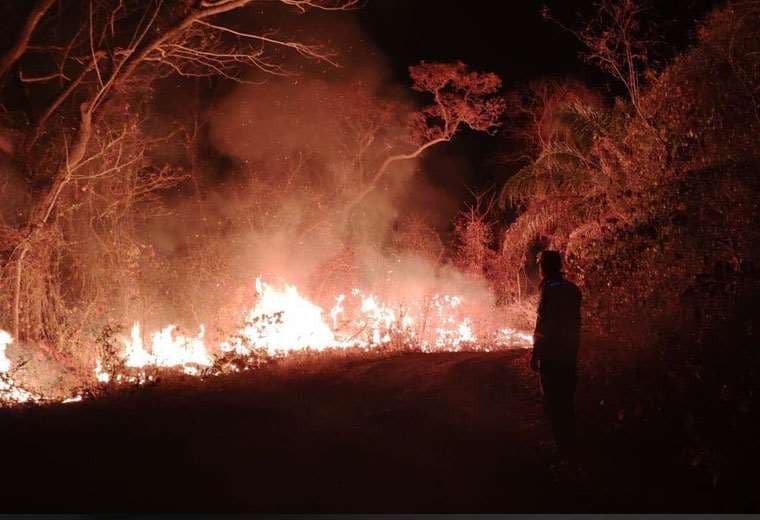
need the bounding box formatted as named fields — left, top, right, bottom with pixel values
left=491, top=2, right=760, bottom=501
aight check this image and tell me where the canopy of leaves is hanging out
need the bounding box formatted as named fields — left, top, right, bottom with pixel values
left=408, top=61, right=505, bottom=145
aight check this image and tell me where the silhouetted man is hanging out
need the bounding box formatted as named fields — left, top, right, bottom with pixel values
left=530, top=250, right=581, bottom=455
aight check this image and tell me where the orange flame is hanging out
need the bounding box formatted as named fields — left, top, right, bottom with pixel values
left=0, top=276, right=532, bottom=404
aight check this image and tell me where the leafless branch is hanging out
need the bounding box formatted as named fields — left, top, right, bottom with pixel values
left=0, top=0, right=57, bottom=82
left=19, top=71, right=70, bottom=83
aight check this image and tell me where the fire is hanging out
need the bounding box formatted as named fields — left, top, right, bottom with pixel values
left=232, top=278, right=338, bottom=352
left=94, top=360, right=111, bottom=384
left=0, top=330, right=38, bottom=403
left=497, top=327, right=534, bottom=345
left=123, top=322, right=212, bottom=373
left=0, top=330, right=11, bottom=373
left=0, top=276, right=533, bottom=405
left=110, top=276, right=532, bottom=375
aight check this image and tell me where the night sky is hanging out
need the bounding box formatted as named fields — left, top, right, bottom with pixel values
left=360, top=0, right=720, bottom=88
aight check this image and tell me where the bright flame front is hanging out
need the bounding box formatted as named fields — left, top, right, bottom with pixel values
left=116, top=276, right=531, bottom=371
left=0, top=276, right=532, bottom=404
left=235, top=278, right=338, bottom=351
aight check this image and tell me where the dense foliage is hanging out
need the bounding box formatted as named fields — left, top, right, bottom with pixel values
left=492, top=1, right=760, bottom=489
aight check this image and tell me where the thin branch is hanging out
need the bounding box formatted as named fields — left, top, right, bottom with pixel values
left=0, top=0, right=57, bottom=82
left=344, top=136, right=450, bottom=216
left=27, top=51, right=106, bottom=151
left=192, top=19, right=340, bottom=67
left=117, top=0, right=354, bottom=86
left=19, top=71, right=69, bottom=83
left=72, top=154, right=142, bottom=180
left=91, top=0, right=163, bottom=112
left=280, top=0, right=361, bottom=12
left=89, top=0, right=105, bottom=89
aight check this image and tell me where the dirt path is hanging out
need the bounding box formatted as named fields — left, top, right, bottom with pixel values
left=0, top=350, right=680, bottom=511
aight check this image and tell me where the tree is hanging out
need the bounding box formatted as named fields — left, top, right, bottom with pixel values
left=500, top=81, right=602, bottom=200
left=344, top=61, right=505, bottom=217
left=543, top=0, right=655, bottom=122
left=0, top=0, right=356, bottom=343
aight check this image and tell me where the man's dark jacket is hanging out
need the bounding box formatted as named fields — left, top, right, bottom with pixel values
left=532, top=273, right=582, bottom=364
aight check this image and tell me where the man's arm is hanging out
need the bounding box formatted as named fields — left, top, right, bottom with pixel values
left=531, top=287, right=548, bottom=371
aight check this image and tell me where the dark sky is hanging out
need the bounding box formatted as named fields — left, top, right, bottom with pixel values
left=360, top=0, right=594, bottom=88
left=353, top=0, right=722, bottom=215
left=359, top=0, right=720, bottom=88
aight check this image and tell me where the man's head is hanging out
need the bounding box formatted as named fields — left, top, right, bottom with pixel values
left=537, top=250, right=562, bottom=278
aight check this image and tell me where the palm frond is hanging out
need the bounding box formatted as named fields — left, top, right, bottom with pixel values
left=497, top=164, right=537, bottom=207
left=501, top=195, right=607, bottom=263
left=499, top=143, right=594, bottom=208
left=551, top=100, right=611, bottom=152
left=499, top=100, right=611, bottom=210
left=501, top=199, right=568, bottom=256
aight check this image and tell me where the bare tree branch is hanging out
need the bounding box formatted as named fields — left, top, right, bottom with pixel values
left=27, top=51, right=106, bottom=151
left=0, top=0, right=57, bottom=82
left=344, top=61, right=505, bottom=216
left=7, top=0, right=358, bottom=341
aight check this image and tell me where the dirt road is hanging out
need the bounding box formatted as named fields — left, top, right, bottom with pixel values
left=0, top=350, right=714, bottom=511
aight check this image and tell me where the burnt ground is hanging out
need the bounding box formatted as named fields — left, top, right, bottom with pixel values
left=0, top=349, right=743, bottom=512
